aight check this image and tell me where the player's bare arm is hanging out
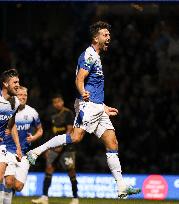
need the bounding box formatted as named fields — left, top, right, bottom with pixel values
left=104, top=104, right=119, bottom=116
left=8, top=116, right=22, bottom=160
left=26, top=124, right=43, bottom=143
left=75, top=68, right=90, bottom=101
left=66, top=125, right=73, bottom=134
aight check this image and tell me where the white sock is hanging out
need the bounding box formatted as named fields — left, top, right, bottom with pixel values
left=3, top=191, right=12, bottom=204
left=0, top=191, right=4, bottom=204
left=0, top=182, right=4, bottom=204
left=33, top=134, right=68, bottom=155
left=106, top=152, right=127, bottom=192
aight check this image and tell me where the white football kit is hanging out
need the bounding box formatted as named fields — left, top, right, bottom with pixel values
left=5, top=105, right=41, bottom=183
left=0, top=90, right=19, bottom=163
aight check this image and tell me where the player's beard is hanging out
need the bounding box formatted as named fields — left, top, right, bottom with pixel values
left=7, top=86, right=18, bottom=96
left=100, top=41, right=110, bottom=52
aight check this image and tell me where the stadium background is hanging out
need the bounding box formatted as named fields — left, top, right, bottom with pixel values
left=0, top=3, right=179, bottom=203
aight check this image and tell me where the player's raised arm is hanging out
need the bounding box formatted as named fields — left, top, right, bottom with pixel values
left=8, top=115, right=22, bottom=160
left=75, top=68, right=90, bottom=101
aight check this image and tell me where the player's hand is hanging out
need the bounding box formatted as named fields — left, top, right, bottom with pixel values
left=5, top=129, right=11, bottom=136
left=26, top=133, right=34, bottom=143
left=16, top=146, right=22, bottom=162
left=0, top=138, right=3, bottom=142
left=82, top=90, right=90, bottom=101
left=105, top=106, right=119, bottom=116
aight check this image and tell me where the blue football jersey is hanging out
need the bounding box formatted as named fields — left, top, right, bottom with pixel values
left=76, top=46, right=104, bottom=104
left=5, top=105, right=41, bottom=155
left=0, top=89, right=20, bottom=143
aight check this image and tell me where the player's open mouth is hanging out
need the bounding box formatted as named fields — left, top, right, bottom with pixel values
left=104, top=42, right=110, bottom=48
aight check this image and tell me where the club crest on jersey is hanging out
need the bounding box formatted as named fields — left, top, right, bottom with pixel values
left=24, top=115, right=28, bottom=120
left=86, top=56, right=93, bottom=64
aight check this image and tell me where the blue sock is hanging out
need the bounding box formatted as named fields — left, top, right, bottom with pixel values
left=107, top=150, right=118, bottom=153
left=0, top=183, right=4, bottom=191
left=66, top=134, right=72, bottom=144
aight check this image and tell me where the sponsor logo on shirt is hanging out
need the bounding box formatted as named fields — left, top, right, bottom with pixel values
left=17, top=124, right=30, bottom=131
left=0, top=114, right=12, bottom=121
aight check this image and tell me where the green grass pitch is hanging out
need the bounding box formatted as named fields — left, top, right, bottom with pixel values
left=12, top=197, right=178, bottom=204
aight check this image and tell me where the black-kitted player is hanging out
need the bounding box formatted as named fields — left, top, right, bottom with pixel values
left=32, top=94, right=78, bottom=204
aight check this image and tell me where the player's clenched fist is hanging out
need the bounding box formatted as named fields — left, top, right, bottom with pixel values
left=82, top=90, right=90, bottom=101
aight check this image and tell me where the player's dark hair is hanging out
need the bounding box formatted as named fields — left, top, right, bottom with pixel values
left=89, top=21, right=111, bottom=39
left=0, top=68, right=19, bottom=85
left=51, top=93, right=64, bottom=101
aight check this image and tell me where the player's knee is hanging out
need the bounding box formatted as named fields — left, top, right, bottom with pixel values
left=14, top=180, right=24, bottom=192
left=71, top=133, right=82, bottom=143
left=107, top=138, right=118, bottom=150
left=72, top=137, right=81, bottom=143
left=5, top=178, right=14, bottom=189
left=14, top=184, right=23, bottom=192
left=113, top=139, right=118, bottom=148
left=71, top=129, right=84, bottom=143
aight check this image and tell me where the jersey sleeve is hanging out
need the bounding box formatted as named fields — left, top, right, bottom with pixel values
left=32, top=109, right=41, bottom=127
left=78, top=51, right=95, bottom=72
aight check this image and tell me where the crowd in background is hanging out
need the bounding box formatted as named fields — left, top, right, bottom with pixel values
left=0, top=5, right=179, bottom=174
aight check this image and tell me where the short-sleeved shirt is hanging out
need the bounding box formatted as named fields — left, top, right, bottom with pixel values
left=51, top=107, right=74, bottom=135
left=76, top=46, right=104, bottom=104
left=51, top=107, right=74, bottom=152
left=5, top=105, right=41, bottom=155
left=0, top=89, right=20, bottom=144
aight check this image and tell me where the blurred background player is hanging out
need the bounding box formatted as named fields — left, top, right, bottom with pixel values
left=3, top=86, right=43, bottom=204
left=27, top=21, right=141, bottom=198
left=31, top=94, right=78, bottom=204
left=0, top=69, right=22, bottom=204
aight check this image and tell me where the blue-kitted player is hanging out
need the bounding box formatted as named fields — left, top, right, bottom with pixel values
left=0, top=68, right=22, bottom=203
left=3, top=86, right=43, bottom=204
left=27, top=21, right=141, bottom=198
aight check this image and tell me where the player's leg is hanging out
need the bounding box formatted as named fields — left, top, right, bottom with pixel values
left=0, top=182, right=4, bottom=204
left=0, top=158, right=7, bottom=204
left=0, top=145, right=8, bottom=204
left=31, top=149, right=60, bottom=204
left=27, top=128, right=85, bottom=165
left=13, top=155, right=30, bottom=192
left=2, top=186, right=13, bottom=204
left=3, top=156, right=29, bottom=204
left=4, top=176, right=14, bottom=189
left=3, top=163, right=16, bottom=204
left=95, top=112, right=141, bottom=198
left=3, top=154, right=28, bottom=204
left=1, top=149, right=16, bottom=204
left=61, top=151, right=79, bottom=204
left=4, top=152, right=17, bottom=189
left=0, top=145, right=8, bottom=183
left=0, top=163, right=7, bottom=184
left=26, top=99, right=97, bottom=165
left=100, top=129, right=128, bottom=192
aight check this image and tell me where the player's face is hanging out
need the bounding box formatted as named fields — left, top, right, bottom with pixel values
left=97, top=29, right=111, bottom=51
left=17, top=89, right=27, bottom=105
left=6, top=76, right=20, bottom=96
left=52, top=97, right=64, bottom=111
